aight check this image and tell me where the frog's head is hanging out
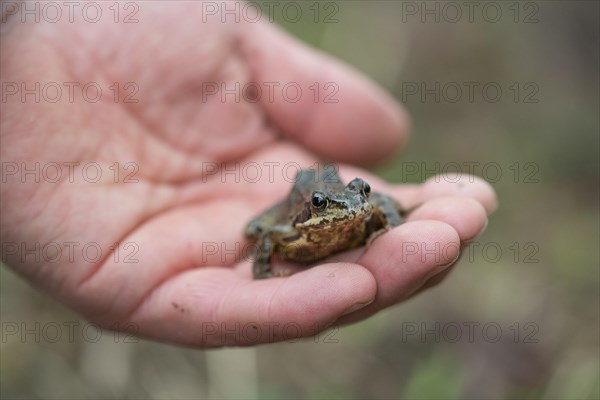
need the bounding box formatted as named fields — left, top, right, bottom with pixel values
left=293, top=178, right=373, bottom=230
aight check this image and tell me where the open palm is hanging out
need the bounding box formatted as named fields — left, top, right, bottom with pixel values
left=1, top=3, right=496, bottom=347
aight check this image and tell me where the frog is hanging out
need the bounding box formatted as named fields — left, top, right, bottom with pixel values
left=245, top=164, right=406, bottom=279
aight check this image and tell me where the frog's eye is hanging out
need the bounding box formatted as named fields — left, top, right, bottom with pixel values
left=311, top=192, right=328, bottom=209
left=362, top=182, right=371, bottom=196
left=347, top=178, right=370, bottom=198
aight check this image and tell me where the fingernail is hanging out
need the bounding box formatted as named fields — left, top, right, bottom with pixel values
left=342, top=299, right=374, bottom=316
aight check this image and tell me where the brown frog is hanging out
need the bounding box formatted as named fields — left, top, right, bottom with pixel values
left=245, top=164, right=405, bottom=279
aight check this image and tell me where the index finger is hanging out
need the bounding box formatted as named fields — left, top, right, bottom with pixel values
left=238, top=22, right=410, bottom=166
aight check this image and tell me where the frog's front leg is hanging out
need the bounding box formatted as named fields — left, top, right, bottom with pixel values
left=365, top=193, right=404, bottom=246
left=252, top=225, right=299, bottom=279
left=253, top=235, right=275, bottom=279
left=245, top=203, right=282, bottom=239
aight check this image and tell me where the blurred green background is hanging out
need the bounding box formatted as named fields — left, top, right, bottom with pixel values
left=1, top=1, right=598, bottom=399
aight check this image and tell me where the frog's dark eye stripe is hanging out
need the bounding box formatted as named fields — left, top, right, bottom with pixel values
left=362, top=182, right=371, bottom=196
left=311, top=192, right=328, bottom=209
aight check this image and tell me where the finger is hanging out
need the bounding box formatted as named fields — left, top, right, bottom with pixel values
left=238, top=22, right=409, bottom=166
left=400, top=198, right=488, bottom=293
left=337, top=167, right=497, bottom=217
left=125, top=263, right=376, bottom=347
left=407, top=196, right=488, bottom=242
left=340, top=165, right=497, bottom=233
left=336, top=220, right=460, bottom=325
left=392, top=173, right=498, bottom=214
left=416, top=252, right=464, bottom=293
left=320, top=195, right=486, bottom=307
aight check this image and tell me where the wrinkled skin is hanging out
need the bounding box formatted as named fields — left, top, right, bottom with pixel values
left=0, top=3, right=496, bottom=347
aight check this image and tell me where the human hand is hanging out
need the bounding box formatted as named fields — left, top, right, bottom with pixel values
left=1, top=2, right=496, bottom=347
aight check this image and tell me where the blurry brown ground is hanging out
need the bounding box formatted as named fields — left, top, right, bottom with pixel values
left=1, top=1, right=598, bottom=399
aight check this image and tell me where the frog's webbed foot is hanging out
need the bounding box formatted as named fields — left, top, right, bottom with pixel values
left=371, top=193, right=404, bottom=227
left=252, top=236, right=275, bottom=279
left=399, top=202, right=422, bottom=218
left=253, top=268, right=295, bottom=279
left=365, top=193, right=405, bottom=248
left=366, top=225, right=392, bottom=248
left=271, top=268, right=295, bottom=278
